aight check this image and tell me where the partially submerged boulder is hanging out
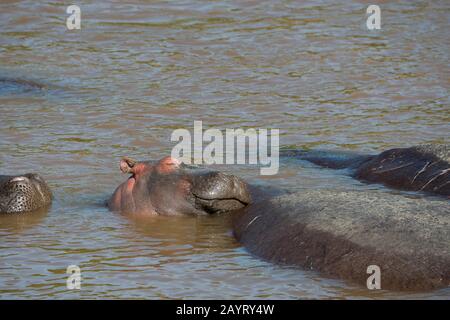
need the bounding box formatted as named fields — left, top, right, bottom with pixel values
left=233, top=190, right=450, bottom=291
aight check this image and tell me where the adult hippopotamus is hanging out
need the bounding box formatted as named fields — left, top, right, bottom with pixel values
left=0, top=173, right=52, bottom=214
left=107, top=156, right=251, bottom=216
left=234, top=144, right=450, bottom=291
left=282, top=144, right=450, bottom=197
left=234, top=189, right=450, bottom=291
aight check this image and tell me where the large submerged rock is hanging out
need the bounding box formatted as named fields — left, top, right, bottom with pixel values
left=233, top=190, right=450, bottom=291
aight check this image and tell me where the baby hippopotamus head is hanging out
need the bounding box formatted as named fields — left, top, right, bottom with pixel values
left=108, top=156, right=251, bottom=216
left=0, top=173, right=52, bottom=214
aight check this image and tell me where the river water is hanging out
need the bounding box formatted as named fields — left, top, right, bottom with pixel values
left=0, top=0, right=449, bottom=299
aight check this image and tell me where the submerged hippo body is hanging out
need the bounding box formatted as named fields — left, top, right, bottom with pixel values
left=108, top=156, right=251, bottom=216
left=234, top=190, right=450, bottom=291
left=0, top=77, right=47, bottom=95
left=234, top=144, right=450, bottom=291
left=0, top=173, right=52, bottom=214
left=283, top=144, right=450, bottom=196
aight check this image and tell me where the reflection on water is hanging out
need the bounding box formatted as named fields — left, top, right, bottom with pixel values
left=0, top=207, right=50, bottom=234
left=0, top=0, right=449, bottom=299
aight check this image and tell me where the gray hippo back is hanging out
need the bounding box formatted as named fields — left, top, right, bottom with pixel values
left=354, top=144, right=449, bottom=196
left=282, top=144, right=449, bottom=197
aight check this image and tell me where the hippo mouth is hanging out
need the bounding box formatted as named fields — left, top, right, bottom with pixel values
left=192, top=194, right=249, bottom=214
left=189, top=171, right=252, bottom=214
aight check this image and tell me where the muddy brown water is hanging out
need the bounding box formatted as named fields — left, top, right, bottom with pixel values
left=0, top=1, right=449, bottom=299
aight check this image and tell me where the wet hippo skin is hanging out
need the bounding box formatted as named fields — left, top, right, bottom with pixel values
left=0, top=173, right=52, bottom=214
left=354, top=144, right=449, bottom=196
left=283, top=144, right=450, bottom=197
left=234, top=144, right=450, bottom=291
left=107, top=156, right=251, bottom=216
left=233, top=190, right=450, bottom=291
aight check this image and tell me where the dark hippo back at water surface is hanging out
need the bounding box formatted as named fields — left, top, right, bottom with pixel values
left=282, top=144, right=450, bottom=197
left=234, top=189, right=450, bottom=291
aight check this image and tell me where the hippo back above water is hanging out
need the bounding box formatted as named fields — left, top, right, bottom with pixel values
left=283, top=144, right=449, bottom=197
left=354, top=144, right=449, bottom=196
left=234, top=144, right=450, bottom=291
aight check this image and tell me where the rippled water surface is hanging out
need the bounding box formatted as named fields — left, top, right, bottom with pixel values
left=0, top=0, right=449, bottom=299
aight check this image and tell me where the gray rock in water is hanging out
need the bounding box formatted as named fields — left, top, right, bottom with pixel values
left=233, top=190, right=450, bottom=291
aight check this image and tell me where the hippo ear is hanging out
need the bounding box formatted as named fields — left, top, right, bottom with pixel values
left=191, top=171, right=251, bottom=214
left=120, top=157, right=137, bottom=173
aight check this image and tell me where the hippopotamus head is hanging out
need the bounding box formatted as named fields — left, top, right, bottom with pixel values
left=0, top=173, right=52, bottom=214
left=107, top=156, right=251, bottom=216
